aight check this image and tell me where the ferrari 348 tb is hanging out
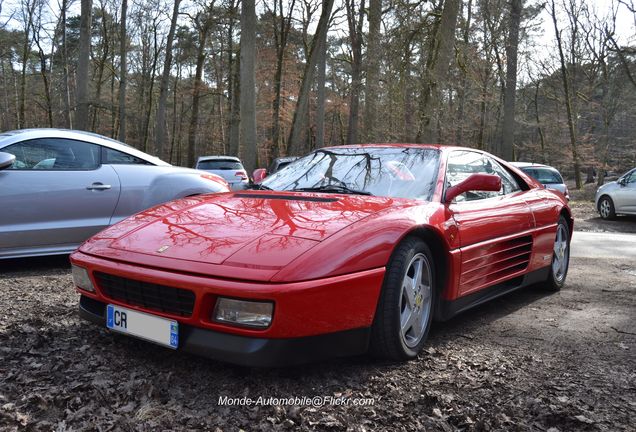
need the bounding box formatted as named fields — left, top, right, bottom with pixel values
left=70, top=144, right=572, bottom=366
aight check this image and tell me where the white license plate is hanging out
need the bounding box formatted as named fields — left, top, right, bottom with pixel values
left=106, top=304, right=179, bottom=349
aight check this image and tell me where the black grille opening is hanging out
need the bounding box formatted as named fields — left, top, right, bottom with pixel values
left=94, top=272, right=195, bottom=317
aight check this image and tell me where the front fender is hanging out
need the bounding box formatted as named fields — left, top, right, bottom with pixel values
left=271, top=203, right=449, bottom=282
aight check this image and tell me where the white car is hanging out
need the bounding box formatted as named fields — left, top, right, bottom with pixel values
left=595, top=168, right=636, bottom=220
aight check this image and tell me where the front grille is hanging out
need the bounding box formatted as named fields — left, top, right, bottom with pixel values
left=95, top=272, right=195, bottom=317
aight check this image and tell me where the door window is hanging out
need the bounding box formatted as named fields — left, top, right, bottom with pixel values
left=446, top=151, right=521, bottom=202
left=3, top=139, right=100, bottom=170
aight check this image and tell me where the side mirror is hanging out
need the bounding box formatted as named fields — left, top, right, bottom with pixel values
left=0, top=152, right=15, bottom=171
left=445, top=173, right=502, bottom=204
left=618, top=177, right=626, bottom=187
left=252, top=168, right=267, bottom=184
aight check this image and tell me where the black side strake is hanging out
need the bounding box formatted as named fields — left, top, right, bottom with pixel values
left=234, top=193, right=338, bottom=202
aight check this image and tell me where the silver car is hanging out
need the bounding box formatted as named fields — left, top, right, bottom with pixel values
left=511, top=162, right=570, bottom=200
left=195, top=156, right=249, bottom=190
left=595, top=168, right=636, bottom=220
left=0, top=129, right=230, bottom=259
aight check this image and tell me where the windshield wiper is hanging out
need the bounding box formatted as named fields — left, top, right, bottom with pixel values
left=292, top=184, right=373, bottom=196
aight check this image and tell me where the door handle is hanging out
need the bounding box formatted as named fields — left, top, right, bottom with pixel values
left=87, top=182, right=111, bottom=191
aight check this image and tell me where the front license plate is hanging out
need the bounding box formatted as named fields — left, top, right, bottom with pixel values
left=106, top=304, right=178, bottom=349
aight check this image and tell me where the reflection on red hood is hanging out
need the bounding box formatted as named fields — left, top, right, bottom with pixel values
left=81, top=191, right=397, bottom=267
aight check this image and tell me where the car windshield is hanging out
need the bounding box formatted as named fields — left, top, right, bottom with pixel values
left=260, top=147, right=440, bottom=200
left=198, top=160, right=243, bottom=170
left=521, top=167, right=563, bottom=184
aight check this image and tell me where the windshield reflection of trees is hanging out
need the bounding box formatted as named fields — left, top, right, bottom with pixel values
left=262, top=148, right=439, bottom=200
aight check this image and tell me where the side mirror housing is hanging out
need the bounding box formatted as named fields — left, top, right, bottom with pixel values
left=0, top=152, right=15, bottom=171
left=618, top=177, right=626, bottom=186
left=445, top=173, right=502, bottom=204
left=252, top=168, right=267, bottom=184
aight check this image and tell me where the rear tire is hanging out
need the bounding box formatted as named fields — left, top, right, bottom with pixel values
left=370, top=237, right=436, bottom=361
left=542, top=216, right=570, bottom=292
left=598, top=196, right=616, bottom=220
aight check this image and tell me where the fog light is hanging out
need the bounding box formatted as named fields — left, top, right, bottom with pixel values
left=213, top=298, right=273, bottom=328
left=72, top=265, right=95, bottom=292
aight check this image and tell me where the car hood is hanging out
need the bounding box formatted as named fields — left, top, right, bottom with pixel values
left=80, top=191, right=399, bottom=272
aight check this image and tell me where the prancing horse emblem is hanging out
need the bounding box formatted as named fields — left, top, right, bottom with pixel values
left=157, top=245, right=170, bottom=253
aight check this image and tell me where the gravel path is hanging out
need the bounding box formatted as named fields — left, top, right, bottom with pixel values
left=0, top=203, right=635, bottom=431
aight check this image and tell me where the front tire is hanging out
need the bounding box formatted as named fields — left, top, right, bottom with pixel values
left=542, top=216, right=570, bottom=292
left=370, top=237, right=436, bottom=361
left=598, top=196, right=616, bottom=220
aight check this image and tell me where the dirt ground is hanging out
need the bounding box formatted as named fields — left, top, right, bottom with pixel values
left=1, top=201, right=635, bottom=431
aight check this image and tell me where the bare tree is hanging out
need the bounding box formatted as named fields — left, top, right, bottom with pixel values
left=118, top=0, right=128, bottom=141
left=363, top=0, right=382, bottom=143
left=345, top=0, right=365, bottom=145
left=499, top=0, right=523, bottom=160
left=415, top=0, right=460, bottom=143
left=155, top=0, right=182, bottom=159
left=268, top=0, right=297, bottom=159
left=287, top=0, right=335, bottom=155
left=550, top=0, right=582, bottom=189
left=240, top=0, right=258, bottom=172
left=76, top=0, right=92, bottom=130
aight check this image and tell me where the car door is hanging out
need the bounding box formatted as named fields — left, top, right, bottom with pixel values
left=0, top=138, right=121, bottom=255
left=445, top=151, right=534, bottom=296
left=613, top=170, right=636, bottom=213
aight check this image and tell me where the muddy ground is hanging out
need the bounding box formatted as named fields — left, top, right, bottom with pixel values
left=0, top=202, right=634, bottom=431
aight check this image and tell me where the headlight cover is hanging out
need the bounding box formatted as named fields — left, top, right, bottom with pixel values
left=213, top=297, right=273, bottom=328
left=72, top=265, right=95, bottom=292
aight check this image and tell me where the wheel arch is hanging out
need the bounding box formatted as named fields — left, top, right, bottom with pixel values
left=559, top=206, right=574, bottom=237
left=397, top=226, right=450, bottom=316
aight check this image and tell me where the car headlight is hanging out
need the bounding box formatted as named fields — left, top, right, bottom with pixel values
left=213, top=298, right=273, bottom=328
left=72, top=265, right=95, bottom=292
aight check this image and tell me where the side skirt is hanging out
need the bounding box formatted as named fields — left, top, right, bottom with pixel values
left=435, top=266, right=550, bottom=322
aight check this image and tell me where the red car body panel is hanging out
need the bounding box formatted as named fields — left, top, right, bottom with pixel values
left=70, top=144, right=572, bottom=363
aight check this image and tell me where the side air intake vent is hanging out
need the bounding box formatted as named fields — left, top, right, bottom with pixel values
left=460, top=235, right=533, bottom=288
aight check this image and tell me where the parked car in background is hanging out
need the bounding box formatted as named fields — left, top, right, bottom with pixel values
left=252, top=156, right=300, bottom=184
left=511, top=162, right=569, bottom=200
left=0, top=129, right=229, bottom=259
left=71, top=144, right=572, bottom=366
left=595, top=167, right=636, bottom=220
left=268, top=156, right=299, bottom=175
left=195, top=156, right=249, bottom=190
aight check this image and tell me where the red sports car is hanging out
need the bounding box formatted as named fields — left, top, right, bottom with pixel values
left=70, top=145, right=572, bottom=366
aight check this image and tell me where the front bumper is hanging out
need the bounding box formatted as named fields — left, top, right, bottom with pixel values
left=79, top=295, right=370, bottom=367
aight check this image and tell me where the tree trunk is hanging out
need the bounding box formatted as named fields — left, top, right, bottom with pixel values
left=345, top=0, right=365, bottom=145
left=363, top=0, right=381, bottom=143
left=239, top=0, right=258, bottom=172
left=61, top=0, right=72, bottom=128
left=550, top=0, right=582, bottom=189
left=18, top=0, right=37, bottom=129
left=455, top=0, right=472, bottom=145
left=155, top=0, right=182, bottom=159
left=188, top=20, right=211, bottom=168
left=76, top=0, right=92, bottom=131
left=118, top=0, right=128, bottom=142
left=287, top=0, right=335, bottom=155
left=271, top=0, right=296, bottom=160
left=415, top=0, right=460, bottom=143
left=315, top=24, right=328, bottom=148
left=499, top=0, right=522, bottom=161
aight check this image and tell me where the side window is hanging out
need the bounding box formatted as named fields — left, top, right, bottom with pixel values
left=489, top=158, right=521, bottom=194
left=102, top=147, right=150, bottom=165
left=3, top=138, right=100, bottom=170
left=446, top=151, right=519, bottom=202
